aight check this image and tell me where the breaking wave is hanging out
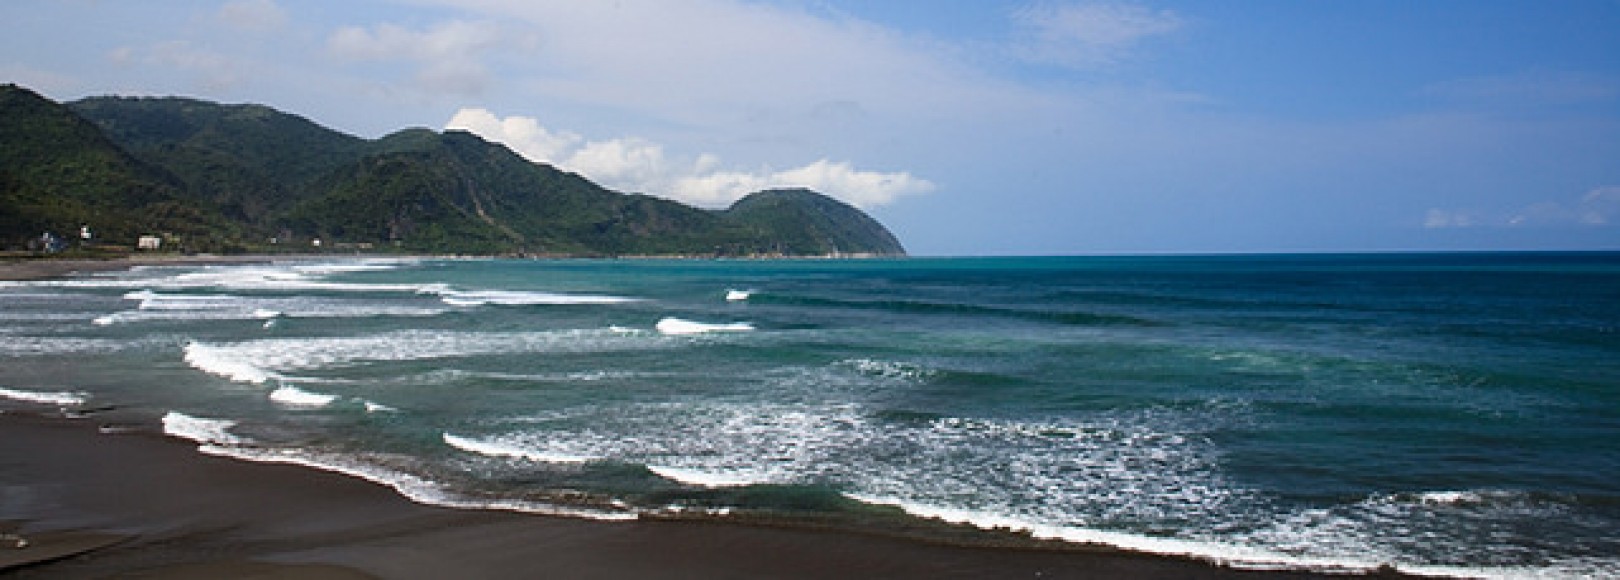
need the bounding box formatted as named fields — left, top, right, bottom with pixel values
left=182, top=328, right=670, bottom=384
left=655, top=317, right=754, bottom=335
left=0, top=386, right=89, bottom=406
left=269, top=385, right=340, bottom=408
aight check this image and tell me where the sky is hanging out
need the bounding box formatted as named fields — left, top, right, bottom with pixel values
left=3, top=0, right=1618, bottom=255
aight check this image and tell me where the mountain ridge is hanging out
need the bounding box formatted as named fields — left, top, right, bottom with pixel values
left=1, top=84, right=905, bottom=257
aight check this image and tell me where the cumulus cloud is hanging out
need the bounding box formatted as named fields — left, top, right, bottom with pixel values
left=447, top=108, right=933, bottom=209
left=1427, top=186, right=1620, bottom=229
left=218, top=0, right=287, bottom=32
left=327, top=20, right=522, bottom=96
left=1011, top=1, right=1184, bottom=67
left=444, top=107, right=580, bottom=163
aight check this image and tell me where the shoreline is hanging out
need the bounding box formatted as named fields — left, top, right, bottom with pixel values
left=0, top=256, right=1453, bottom=578
left=0, top=252, right=909, bottom=282
left=0, top=411, right=1374, bottom=579
left=0, top=254, right=291, bottom=282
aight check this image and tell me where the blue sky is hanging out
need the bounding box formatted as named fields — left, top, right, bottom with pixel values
left=4, top=0, right=1617, bottom=254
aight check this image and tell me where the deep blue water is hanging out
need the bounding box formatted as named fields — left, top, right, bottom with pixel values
left=2, top=253, right=1616, bottom=577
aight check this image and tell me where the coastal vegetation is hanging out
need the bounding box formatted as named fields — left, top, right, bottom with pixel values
left=1, top=84, right=905, bottom=257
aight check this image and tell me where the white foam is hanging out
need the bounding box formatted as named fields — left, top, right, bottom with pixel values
left=10, top=259, right=429, bottom=295
left=182, top=328, right=664, bottom=384
left=647, top=465, right=764, bottom=488
left=98, top=288, right=448, bottom=326
left=491, top=390, right=1375, bottom=572
left=433, top=289, right=640, bottom=307
left=125, top=290, right=239, bottom=309
left=0, top=336, right=160, bottom=356
left=724, top=289, right=754, bottom=302
left=0, top=387, right=89, bottom=406
left=655, top=317, right=754, bottom=335
left=443, top=432, right=595, bottom=463
left=839, top=358, right=934, bottom=381
left=290, top=259, right=418, bottom=276
left=843, top=494, right=1386, bottom=574
left=161, top=411, right=247, bottom=445
left=269, top=385, right=339, bottom=408
left=153, top=410, right=637, bottom=522
left=184, top=341, right=279, bottom=383
left=201, top=445, right=637, bottom=522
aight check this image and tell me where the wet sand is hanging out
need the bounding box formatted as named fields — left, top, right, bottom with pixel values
left=0, top=412, right=1389, bottom=580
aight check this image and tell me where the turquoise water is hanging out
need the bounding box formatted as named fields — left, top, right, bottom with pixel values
left=2, top=254, right=1617, bottom=576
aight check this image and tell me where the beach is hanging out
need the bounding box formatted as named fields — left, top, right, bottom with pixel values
left=0, top=411, right=1347, bottom=579
left=0, top=257, right=1394, bottom=579
left=3, top=254, right=1614, bottom=578
left=0, top=257, right=1352, bottom=579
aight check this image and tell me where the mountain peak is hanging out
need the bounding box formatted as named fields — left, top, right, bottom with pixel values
left=724, top=188, right=905, bottom=256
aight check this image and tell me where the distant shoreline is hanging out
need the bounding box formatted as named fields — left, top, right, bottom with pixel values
left=0, top=251, right=911, bottom=282
left=0, top=254, right=285, bottom=282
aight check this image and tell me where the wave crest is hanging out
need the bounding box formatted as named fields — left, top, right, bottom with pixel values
left=0, top=386, right=89, bottom=406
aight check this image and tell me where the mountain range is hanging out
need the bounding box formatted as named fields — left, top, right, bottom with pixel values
left=0, top=84, right=905, bottom=257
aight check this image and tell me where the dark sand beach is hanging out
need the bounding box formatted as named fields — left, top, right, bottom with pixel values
left=0, top=258, right=1421, bottom=579
left=0, top=413, right=1378, bottom=580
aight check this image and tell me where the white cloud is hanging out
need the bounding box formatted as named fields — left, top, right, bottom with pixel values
left=1509, top=187, right=1620, bottom=227
left=565, top=138, right=672, bottom=192
left=1428, top=186, right=1620, bottom=229
left=1011, top=1, right=1184, bottom=67
left=1583, top=186, right=1620, bottom=205
left=410, top=0, right=1040, bottom=125
left=447, top=108, right=933, bottom=209
left=327, top=20, right=521, bottom=96
left=1424, top=208, right=1479, bottom=229
left=444, top=108, right=580, bottom=163
left=218, top=0, right=287, bottom=32
left=767, top=160, right=933, bottom=208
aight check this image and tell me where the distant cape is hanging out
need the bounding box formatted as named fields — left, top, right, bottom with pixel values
left=0, top=83, right=905, bottom=257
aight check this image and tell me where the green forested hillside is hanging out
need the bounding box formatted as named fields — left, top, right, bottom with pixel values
left=1, top=84, right=906, bottom=256
left=0, top=85, right=244, bottom=251
left=723, top=188, right=906, bottom=256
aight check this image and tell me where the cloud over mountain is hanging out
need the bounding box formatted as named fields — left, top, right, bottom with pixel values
left=447, top=108, right=933, bottom=209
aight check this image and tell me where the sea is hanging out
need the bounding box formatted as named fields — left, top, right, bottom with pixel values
left=1, top=253, right=1616, bottom=578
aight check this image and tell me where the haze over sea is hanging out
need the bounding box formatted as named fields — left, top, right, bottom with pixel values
left=2, top=254, right=1616, bottom=578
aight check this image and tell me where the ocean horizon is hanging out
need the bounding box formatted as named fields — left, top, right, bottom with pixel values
left=2, top=252, right=1616, bottom=578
